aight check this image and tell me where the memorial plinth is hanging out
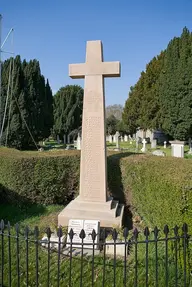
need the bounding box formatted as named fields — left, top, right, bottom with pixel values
left=58, top=40, right=124, bottom=227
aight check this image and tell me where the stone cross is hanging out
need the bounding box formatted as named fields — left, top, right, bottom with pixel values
left=69, top=40, right=120, bottom=202
left=141, top=138, right=147, bottom=152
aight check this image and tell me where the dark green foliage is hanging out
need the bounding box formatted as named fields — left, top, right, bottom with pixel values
left=0, top=56, right=53, bottom=149
left=1, top=148, right=192, bottom=233
left=121, top=155, right=192, bottom=231
left=106, top=114, right=118, bottom=134
left=53, top=85, right=83, bottom=138
left=0, top=148, right=80, bottom=205
left=123, top=27, right=192, bottom=140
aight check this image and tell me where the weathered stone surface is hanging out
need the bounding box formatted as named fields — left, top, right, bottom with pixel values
left=152, top=150, right=165, bottom=157
left=170, top=141, right=185, bottom=158
left=58, top=40, right=124, bottom=227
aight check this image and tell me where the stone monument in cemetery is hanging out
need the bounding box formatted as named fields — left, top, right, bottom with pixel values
left=124, top=134, right=128, bottom=142
left=170, top=140, right=184, bottom=158
left=58, top=40, right=124, bottom=227
left=77, top=133, right=81, bottom=150
left=109, top=134, right=113, bottom=143
left=151, top=139, right=157, bottom=149
left=141, top=138, right=147, bottom=152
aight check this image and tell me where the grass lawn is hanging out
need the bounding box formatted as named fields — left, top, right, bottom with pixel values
left=0, top=203, right=187, bottom=286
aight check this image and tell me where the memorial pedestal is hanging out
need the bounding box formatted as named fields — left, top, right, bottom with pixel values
left=58, top=196, right=124, bottom=227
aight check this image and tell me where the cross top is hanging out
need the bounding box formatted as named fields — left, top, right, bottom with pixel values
left=69, top=40, right=120, bottom=79
left=142, top=139, right=147, bottom=144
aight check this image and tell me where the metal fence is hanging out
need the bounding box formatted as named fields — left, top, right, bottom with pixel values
left=0, top=220, right=191, bottom=287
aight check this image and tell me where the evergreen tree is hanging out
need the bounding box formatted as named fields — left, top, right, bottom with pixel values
left=53, top=85, right=83, bottom=138
left=0, top=56, right=53, bottom=149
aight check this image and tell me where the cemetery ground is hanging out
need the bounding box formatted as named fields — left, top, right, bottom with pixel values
left=0, top=147, right=192, bottom=285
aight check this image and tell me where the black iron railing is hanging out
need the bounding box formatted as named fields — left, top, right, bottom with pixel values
left=0, top=220, right=191, bottom=286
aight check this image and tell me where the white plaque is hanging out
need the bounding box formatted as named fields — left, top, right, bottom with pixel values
left=67, top=219, right=84, bottom=247
left=67, top=219, right=100, bottom=249
left=84, top=220, right=100, bottom=249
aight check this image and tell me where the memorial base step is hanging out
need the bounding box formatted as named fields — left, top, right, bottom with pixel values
left=58, top=197, right=124, bottom=228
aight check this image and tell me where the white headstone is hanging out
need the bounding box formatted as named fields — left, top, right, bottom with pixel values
left=188, top=138, right=192, bottom=154
left=109, top=135, right=113, bottom=143
left=115, top=131, right=120, bottom=149
left=124, top=135, right=128, bottom=142
left=77, top=134, right=81, bottom=150
left=141, top=139, right=147, bottom=152
left=121, top=136, right=123, bottom=142
left=170, top=141, right=184, bottom=158
left=113, top=134, right=116, bottom=143
left=151, top=139, right=157, bottom=149
left=136, top=138, right=139, bottom=149
left=164, top=141, right=167, bottom=149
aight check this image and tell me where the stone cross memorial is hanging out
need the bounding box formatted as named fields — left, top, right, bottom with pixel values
left=58, top=40, right=124, bottom=227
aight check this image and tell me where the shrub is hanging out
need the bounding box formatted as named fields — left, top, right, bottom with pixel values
left=121, top=154, right=192, bottom=231
left=0, top=148, right=80, bottom=205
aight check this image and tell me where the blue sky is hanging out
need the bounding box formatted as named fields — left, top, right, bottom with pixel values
left=1, top=0, right=192, bottom=105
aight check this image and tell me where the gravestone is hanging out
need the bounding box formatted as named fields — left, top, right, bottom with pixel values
left=188, top=138, right=192, bottom=154
left=141, top=139, right=147, bottom=152
left=151, top=139, right=157, bottom=149
left=67, top=135, right=70, bottom=144
left=124, top=135, right=128, bottom=142
left=164, top=141, right=167, bottom=149
left=170, top=141, right=184, bottom=158
left=58, top=40, right=124, bottom=227
left=136, top=138, right=139, bottom=149
left=115, top=131, right=120, bottom=150
left=121, top=136, right=123, bottom=142
left=57, top=135, right=60, bottom=144
left=109, top=135, right=113, bottom=143
left=63, top=134, right=66, bottom=144
left=113, top=134, right=116, bottom=143
left=77, top=133, right=81, bottom=150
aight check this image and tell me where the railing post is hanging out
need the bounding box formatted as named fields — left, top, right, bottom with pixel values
left=7, top=221, right=12, bottom=287
left=0, top=219, right=4, bottom=287
left=79, top=229, right=86, bottom=287
left=68, top=228, right=74, bottom=287
left=182, top=223, right=188, bottom=287
left=133, top=228, right=139, bottom=287
left=57, top=226, right=63, bottom=287
left=123, top=227, right=129, bottom=287
left=164, top=225, right=169, bottom=287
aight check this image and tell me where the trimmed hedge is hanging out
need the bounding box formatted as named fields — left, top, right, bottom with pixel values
left=121, top=154, right=192, bottom=230
left=0, top=148, right=80, bottom=204
left=1, top=148, right=192, bottom=231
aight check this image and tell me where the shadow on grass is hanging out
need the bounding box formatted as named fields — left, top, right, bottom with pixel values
left=108, top=151, right=142, bottom=229
left=0, top=183, right=47, bottom=224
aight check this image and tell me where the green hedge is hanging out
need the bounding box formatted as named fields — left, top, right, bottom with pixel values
left=121, top=154, right=192, bottom=230
left=1, top=148, right=192, bottom=231
left=0, top=148, right=80, bottom=205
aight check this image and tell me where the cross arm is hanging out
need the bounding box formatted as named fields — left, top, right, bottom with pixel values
left=69, top=63, right=86, bottom=79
